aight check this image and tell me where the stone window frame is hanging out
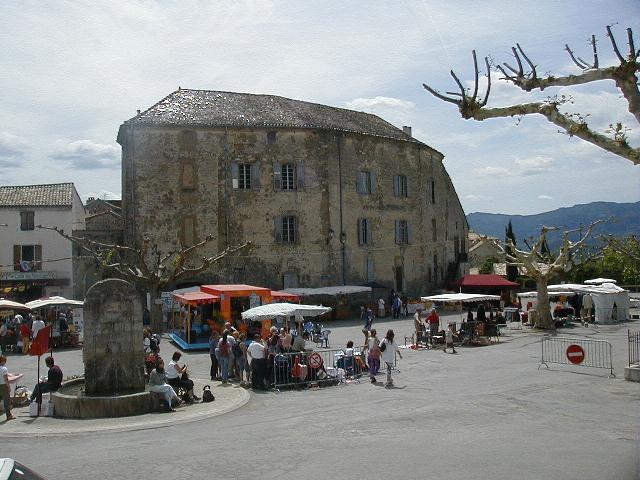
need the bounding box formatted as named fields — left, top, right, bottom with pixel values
left=180, top=160, right=196, bottom=191
left=181, top=215, right=197, bottom=247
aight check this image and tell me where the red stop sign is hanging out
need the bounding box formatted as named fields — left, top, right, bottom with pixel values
left=566, top=344, right=585, bottom=364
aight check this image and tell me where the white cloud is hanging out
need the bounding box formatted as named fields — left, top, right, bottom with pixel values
left=471, top=166, right=512, bottom=177
left=346, top=97, right=415, bottom=111
left=50, top=140, right=120, bottom=170
left=537, top=195, right=552, bottom=200
left=0, top=131, right=28, bottom=165
left=514, top=156, right=555, bottom=175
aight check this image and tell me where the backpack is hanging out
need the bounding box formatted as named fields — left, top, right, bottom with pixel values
left=202, top=385, right=215, bottom=403
left=379, top=339, right=387, bottom=352
left=232, top=342, right=242, bottom=358
left=219, top=341, right=230, bottom=358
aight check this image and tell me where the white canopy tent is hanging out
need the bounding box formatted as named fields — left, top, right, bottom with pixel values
left=421, top=293, right=501, bottom=303
left=241, top=302, right=332, bottom=321
left=547, top=283, right=629, bottom=324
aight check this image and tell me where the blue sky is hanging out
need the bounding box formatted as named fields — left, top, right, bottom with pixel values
left=0, top=1, right=638, bottom=215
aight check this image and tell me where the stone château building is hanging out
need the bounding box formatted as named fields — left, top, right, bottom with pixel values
left=117, top=89, right=468, bottom=296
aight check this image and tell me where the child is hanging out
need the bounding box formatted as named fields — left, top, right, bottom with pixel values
left=380, top=329, right=402, bottom=387
left=443, top=324, right=457, bottom=354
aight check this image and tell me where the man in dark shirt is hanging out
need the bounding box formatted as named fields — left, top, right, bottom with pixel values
left=29, top=356, right=63, bottom=403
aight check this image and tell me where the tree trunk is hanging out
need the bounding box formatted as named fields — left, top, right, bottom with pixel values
left=535, top=277, right=553, bottom=329
left=148, top=284, right=164, bottom=333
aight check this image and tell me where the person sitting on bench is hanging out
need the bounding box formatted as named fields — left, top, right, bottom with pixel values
left=28, top=356, right=62, bottom=404
left=166, top=351, right=199, bottom=403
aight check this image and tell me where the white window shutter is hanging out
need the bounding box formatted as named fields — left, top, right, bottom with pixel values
left=273, top=162, right=282, bottom=190
left=231, top=162, right=239, bottom=189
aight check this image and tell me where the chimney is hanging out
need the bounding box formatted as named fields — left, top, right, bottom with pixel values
left=403, top=126, right=412, bottom=137
left=136, top=109, right=141, bottom=115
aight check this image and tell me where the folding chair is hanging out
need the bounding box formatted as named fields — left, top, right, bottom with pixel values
left=320, top=329, right=331, bottom=348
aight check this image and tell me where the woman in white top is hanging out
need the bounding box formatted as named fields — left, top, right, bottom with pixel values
left=379, top=329, right=402, bottom=388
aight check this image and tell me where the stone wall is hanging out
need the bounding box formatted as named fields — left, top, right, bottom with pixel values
left=120, top=125, right=468, bottom=295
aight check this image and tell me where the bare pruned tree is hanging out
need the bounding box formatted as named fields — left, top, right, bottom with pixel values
left=493, top=221, right=601, bottom=329
left=423, top=26, right=640, bottom=164
left=38, top=225, right=251, bottom=331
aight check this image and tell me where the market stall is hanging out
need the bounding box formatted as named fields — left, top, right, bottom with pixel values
left=170, top=291, right=220, bottom=350
left=24, top=296, right=83, bottom=349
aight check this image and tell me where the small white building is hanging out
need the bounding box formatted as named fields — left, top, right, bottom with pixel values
left=0, top=183, right=85, bottom=302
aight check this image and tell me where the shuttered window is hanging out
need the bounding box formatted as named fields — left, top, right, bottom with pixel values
left=275, top=215, right=298, bottom=243
left=282, top=164, right=295, bottom=190
left=232, top=163, right=261, bottom=190
left=357, top=218, right=372, bottom=246
left=356, top=171, right=376, bottom=194
left=20, top=211, right=34, bottom=230
left=13, top=245, right=42, bottom=271
left=395, top=220, right=409, bottom=245
left=393, top=175, right=408, bottom=197
left=181, top=216, right=196, bottom=247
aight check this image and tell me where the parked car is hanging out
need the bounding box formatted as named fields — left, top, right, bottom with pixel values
left=0, top=459, right=46, bottom=480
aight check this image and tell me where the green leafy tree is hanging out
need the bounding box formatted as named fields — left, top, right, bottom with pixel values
left=480, top=256, right=500, bottom=274
left=505, top=221, right=518, bottom=282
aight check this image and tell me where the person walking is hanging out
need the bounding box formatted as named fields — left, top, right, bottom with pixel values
left=443, top=324, right=457, bottom=354
left=379, top=329, right=402, bottom=388
left=0, top=355, right=15, bottom=420
left=19, top=320, right=30, bottom=354
left=366, top=329, right=381, bottom=382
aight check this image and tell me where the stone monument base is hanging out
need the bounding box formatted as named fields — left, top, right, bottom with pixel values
left=52, top=378, right=153, bottom=419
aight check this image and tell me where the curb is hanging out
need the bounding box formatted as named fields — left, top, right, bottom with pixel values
left=0, top=379, right=250, bottom=438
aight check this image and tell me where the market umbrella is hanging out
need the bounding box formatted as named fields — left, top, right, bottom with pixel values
left=421, top=293, right=501, bottom=303
left=241, top=302, right=332, bottom=321
left=25, top=296, right=84, bottom=309
left=0, top=299, right=32, bottom=311
left=584, top=278, right=618, bottom=285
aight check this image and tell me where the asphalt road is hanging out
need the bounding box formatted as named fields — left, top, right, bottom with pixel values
left=2, top=314, right=639, bottom=480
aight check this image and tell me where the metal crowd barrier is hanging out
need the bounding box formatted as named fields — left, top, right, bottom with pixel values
left=538, top=336, right=615, bottom=377
left=271, top=346, right=368, bottom=391
left=629, top=330, right=640, bottom=367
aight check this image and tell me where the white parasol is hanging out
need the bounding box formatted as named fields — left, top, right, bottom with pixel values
left=421, top=293, right=501, bottom=303
left=26, top=296, right=84, bottom=309
left=0, top=299, right=32, bottom=311
left=242, top=302, right=332, bottom=321
left=584, top=278, right=618, bottom=285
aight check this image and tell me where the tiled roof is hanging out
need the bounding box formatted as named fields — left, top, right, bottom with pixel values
left=0, top=183, right=74, bottom=207
left=123, top=89, right=422, bottom=144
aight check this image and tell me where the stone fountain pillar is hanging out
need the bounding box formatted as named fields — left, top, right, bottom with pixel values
left=83, top=279, right=145, bottom=395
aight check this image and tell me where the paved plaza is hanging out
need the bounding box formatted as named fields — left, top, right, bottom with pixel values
left=1, top=313, right=639, bottom=480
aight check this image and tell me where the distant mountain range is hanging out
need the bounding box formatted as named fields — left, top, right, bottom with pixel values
left=466, top=201, right=639, bottom=250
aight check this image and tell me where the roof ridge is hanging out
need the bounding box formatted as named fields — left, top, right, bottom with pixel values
left=0, top=182, right=74, bottom=189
